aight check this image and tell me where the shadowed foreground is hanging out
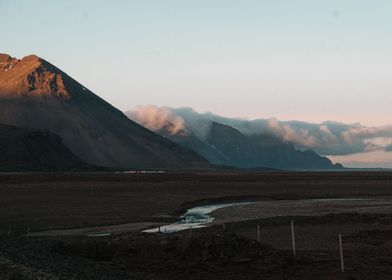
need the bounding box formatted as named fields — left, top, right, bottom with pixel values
left=1, top=172, right=392, bottom=279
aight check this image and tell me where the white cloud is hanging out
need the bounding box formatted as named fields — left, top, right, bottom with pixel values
left=126, top=106, right=392, bottom=157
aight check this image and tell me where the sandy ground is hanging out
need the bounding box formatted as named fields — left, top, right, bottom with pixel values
left=213, top=197, right=392, bottom=224
left=26, top=222, right=160, bottom=237
left=1, top=172, right=392, bottom=279
left=24, top=197, right=392, bottom=237
left=1, top=171, right=392, bottom=233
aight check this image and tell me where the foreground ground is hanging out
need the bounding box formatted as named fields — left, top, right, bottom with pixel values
left=1, top=172, right=392, bottom=279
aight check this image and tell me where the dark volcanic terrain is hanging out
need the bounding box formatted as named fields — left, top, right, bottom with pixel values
left=0, top=123, right=88, bottom=171
left=0, top=53, right=207, bottom=169
left=1, top=172, right=392, bottom=279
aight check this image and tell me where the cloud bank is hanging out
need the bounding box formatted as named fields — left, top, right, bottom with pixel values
left=126, top=105, right=392, bottom=157
left=130, top=105, right=185, bottom=135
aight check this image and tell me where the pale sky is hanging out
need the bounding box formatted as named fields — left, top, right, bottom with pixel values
left=1, top=0, right=392, bottom=167
left=1, top=0, right=392, bottom=126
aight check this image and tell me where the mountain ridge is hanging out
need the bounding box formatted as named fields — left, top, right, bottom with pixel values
left=127, top=112, right=343, bottom=170
left=0, top=53, right=208, bottom=169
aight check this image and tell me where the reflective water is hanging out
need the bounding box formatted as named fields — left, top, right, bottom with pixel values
left=142, top=198, right=370, bottom=234
left=143, top=202, right=254, bottom=233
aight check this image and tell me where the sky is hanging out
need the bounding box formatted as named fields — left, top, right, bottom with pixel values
left=1, top=0, right=392, bottom=167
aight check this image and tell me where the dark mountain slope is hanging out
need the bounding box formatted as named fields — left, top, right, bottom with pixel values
left=0, top=123, right=88, bottom=171
left=204, top=122, right=339, bottom=170
left=145, top=120, right=342, bottom=170
left=0, top=54, right=208, bottom=169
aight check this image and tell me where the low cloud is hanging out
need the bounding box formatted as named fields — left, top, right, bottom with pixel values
left=126, top=106, right=392, bottom=156
left=128, top=105, right=186, bottom=135
left=329, top=150, right=392, bottom=168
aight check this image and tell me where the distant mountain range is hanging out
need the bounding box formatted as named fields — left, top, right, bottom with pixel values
left=0, top=54, right=207, bottom=170
left=127, top=112, right=343, bottom=170
left=0, top=53, right=342, bottom=171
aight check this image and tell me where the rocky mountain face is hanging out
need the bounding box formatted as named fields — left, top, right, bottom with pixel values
left=0, top=123, right=87, bottom=171
left=0, top=54, right=208, bottom=169
left=0, top=54, right=69, bottom=98
left=137, top=120, right=342, bottom=170
left=204, top=122, right=340, bottom=170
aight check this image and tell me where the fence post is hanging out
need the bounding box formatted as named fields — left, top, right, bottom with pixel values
left=339, top=233, right=345, bottom=273
left=291, top=220, right=296, bottom=256
left=257, top=225, right=260, bottom=242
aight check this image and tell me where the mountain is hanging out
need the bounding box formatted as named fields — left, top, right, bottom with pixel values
left=129, top=115, right=342, bottom=170
left=0, top=123, right=88, bottom=171
left=204, top=122, right=340, bottom=170
left=0, top=54, right=208, bottom=169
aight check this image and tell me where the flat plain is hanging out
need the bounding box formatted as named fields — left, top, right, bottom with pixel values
left=1, top=172, right=392, bottom=279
